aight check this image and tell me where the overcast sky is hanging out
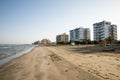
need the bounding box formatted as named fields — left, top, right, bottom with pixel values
left=0, top=0, right=120, bottom=44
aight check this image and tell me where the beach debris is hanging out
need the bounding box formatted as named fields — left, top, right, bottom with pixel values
left=78, top=65, right=82, bottom=67
left=47, top=63, right=50, bottom=65
left=65, top=69, right=68, bottom=72
left=115, top=58, right=119, bottom=61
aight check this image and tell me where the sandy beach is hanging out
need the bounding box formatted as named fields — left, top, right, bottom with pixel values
left=0, top=46, right=120, bottom=80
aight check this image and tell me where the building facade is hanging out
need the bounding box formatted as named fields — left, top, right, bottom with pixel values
left=70, top=27, right=90, bottom=42
left=111, top=25, right=117, bottom=40
left=84, top=28, right=90, bottom=40
left=56, top=33, right=69, bottom=44
left=93, top=21, right=117, bottom=41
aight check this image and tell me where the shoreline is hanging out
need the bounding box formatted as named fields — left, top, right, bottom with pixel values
left=0, top=46, right=119, bottom=80
left=0, top=46, right=101, bottom=80
left=0, top=46, right=36, bottom=68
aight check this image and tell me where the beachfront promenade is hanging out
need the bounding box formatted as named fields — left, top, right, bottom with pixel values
left=0, top=46, right=120, bottom=80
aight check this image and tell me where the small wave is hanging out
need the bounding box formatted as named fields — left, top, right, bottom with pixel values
left=0, top=44, right=35, bottom=67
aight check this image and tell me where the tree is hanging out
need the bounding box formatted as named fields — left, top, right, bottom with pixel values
left=93, top=40, right=98, bottom=44
left=105, top=36, right=113, bottom=44
left=33, top=41, right=40, bottom=45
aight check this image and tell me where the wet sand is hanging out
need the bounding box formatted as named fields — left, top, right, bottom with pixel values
left=0, top=46, right=120, bottom=80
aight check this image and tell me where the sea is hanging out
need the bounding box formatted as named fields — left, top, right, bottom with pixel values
left=0, top=44, right=35, bottom=67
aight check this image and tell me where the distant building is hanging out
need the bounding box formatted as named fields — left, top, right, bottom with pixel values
left=41, top=39, right=51, bottom=45
left=93, top=21, right=117, bottom=41
left=84, top=28, right=91, bottom=40
left=70, top=27, right=90, bottom=42
left=51, top=42, right=57, bottom=46
left=111, top=25, right=117, bottom=40
left=56, top=33, right=69, bottom=44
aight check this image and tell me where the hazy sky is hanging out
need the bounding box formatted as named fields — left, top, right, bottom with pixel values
left=0, top=0, right=120, bottom=44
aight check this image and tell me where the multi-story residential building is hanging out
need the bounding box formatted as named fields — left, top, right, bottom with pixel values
left=70, top=27, right=90, bottom=42
left=56, top=33, right=69, bottom=44
left=93, top=21, right=117, bottom=41
left=84, top=28, right=90, bottom=40
left=111, top=25, right=117, bottom=40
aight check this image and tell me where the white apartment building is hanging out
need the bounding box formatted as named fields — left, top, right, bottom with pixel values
left=70, top=27, right=90, bottom=42
left=93, top=21, right=117, bottom=41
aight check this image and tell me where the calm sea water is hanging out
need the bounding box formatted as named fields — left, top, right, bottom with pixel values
left=0, top=44, right=35, bottom=67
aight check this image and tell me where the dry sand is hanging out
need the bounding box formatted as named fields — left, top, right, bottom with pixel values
left=0, top=46, right=120, bottom=80
left=48, top=45, right=120, bottom=80
left=0, top=46, right=100, bottom=80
